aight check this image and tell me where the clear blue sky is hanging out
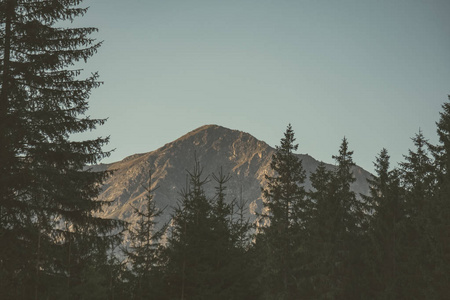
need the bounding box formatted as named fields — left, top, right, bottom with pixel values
left=72, top=0, right=450, bottom=173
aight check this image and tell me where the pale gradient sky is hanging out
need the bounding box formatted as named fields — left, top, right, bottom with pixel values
left=72, top=0, right=450, bottom=173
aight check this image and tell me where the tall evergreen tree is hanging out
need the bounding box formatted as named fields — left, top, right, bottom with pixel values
left=397, top=131, right=437, bottom=298
left=432, top=96, right=450, bottom=184
left=363, top=149, right=404, bottom=299
left=124, top=170, right=166, bottom=300
left=163, top=159, right=254, bottom=299
left=163, top=159, right=216, bottom=299
left=400, top=131, right=435, bottom=214
left=210, top=169, right=255, bottom=300
left=0, top=1, right=123, bottom=298
left=430, top=96, right=450, bottom=296
left=257, top=124, right=307, bottom=299
left=307, top=138, right=365, bottom=299
left=304, top=161, right=333, bottom=297
left=332, top=137, right=367, bottom=298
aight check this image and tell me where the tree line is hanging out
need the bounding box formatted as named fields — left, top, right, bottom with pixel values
left=1, top=1, right=450, bottom=299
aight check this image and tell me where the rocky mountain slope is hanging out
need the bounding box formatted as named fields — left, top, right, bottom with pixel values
left=94, top=125, right=371, bottom=227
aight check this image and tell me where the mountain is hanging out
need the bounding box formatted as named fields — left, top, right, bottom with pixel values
left=94, top=125, right=371, bottom=227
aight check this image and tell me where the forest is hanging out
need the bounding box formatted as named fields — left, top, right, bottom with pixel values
left=1, top=1, right=450, bottom=299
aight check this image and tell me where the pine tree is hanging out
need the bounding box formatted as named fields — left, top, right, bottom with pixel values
left=331, top=137, right=364, bottom=233
left=363, top=149, right=403, bottom=299
left=101, top=243, right=128, bottom=300
left=0, top=1, right=123, bottom=297
left=163, top=159, right=254, bottom=299
left=425, top=96, right=450, bottom=297
left=163, top=158, right=215, bottom=299
left=124, top=170, right=166, bottom=300
left=257, top=124, right=307, bottom=299
left=304, top=161, right=333, bottom=297
left=211, top=169, right=255, bottom=300
left=431, top=96, right=450, bottom=296
left=332, top=137, right=367, bottom=298
left=432, top=96, right=450, bottom=186
left=397, top=131, right=438, bottom=298
left=307, top=138, right=365, bottom=299
left=400, top=131, right=435, bottom=214
left=209, top=169, right=238, bottom=298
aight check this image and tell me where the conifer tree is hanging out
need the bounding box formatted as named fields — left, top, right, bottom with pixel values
left=211, top=170, right=255, bottom=300
left=307, top=138, right=365, bottom=299
left=432, top=96, right=450, bottom=183
left=303, top=161, right=333, bottom=297
left=104, top=245, right=128, bottom=300
left=209, top=169, right=238, bottom=298
left=363, top=149, right=403, bottom=299
left=400, top=131, right=435, bottom=214
left=331, top=137, right=364, bottom=232
left=232, top=187, right=252, bottom=251
left=332, top=137, right=367, bottom=298
left=124, top=170, right=166, bottom=300
left=163, top=159, right=216, bottom=299
left=0, top=1, right=123, bottom=297
left=257, top=124, right=307, bottom=299
left=429, top=96, right=450, bottom=296
left=397, top=131, right=438, bottom=298
left=163, top=159, right=254, bottom=299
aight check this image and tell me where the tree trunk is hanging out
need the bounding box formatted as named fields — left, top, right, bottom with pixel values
left=0, top=0, right=14, bottom=217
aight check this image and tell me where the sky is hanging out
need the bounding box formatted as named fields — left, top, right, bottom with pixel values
left=71, top=0, right=450, bottom=173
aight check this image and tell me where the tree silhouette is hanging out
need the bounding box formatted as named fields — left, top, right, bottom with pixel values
left=0, top=1, right=123, bottom=297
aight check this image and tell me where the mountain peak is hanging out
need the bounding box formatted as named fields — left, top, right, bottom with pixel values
left=193, top=124, right=222, bottom=131
left=177, top=124, right=239, bottom=140
left=170, top=124, right=263, bottom=151
left=96, top=126, right=371, bottom=227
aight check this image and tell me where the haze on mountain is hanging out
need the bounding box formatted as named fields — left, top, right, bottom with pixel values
left=94, top=124, right=371, bottom=226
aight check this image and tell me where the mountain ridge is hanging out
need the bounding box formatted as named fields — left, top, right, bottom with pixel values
left=95, top=124, right=371, bottom=227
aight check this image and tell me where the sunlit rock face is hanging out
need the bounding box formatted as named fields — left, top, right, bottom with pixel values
left=94, top=125, right=371, bottom=228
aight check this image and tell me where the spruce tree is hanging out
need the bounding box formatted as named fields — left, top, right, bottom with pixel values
left=0, top=1, right=122, bottom=297
left=332, top=137, right=367, bottom=298
left=363, top=149, right=403, bottom=299
left=124, top=170, right=166, bottom=300
left=432, top=96, right=450, bottom=183
left=163, top=159, right=254, bottom=299
left=163, top=159, right=215, bottom=299
left=211, top=170, right=254, bottom=300
left=398, top=131, right=437, bottom=298
left=209, top=169, right=238, bottom=298
left=430, top=96, right=450, bottom=296
left=304, top=161, right=333, bottom=297
left=400, top=131, right=435, bottom=214
left=257, top=124, right=307, bottom=299
left=307, top=138, right=365, bottom=299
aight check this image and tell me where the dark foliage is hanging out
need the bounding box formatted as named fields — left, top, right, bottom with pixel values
left=255, top=124, right=308, bottom=300
left=0, top=1, right=124, bottom=298
left=2, top=1, right=450, bottom=297
left=162, top=158, right=253, bottom=300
